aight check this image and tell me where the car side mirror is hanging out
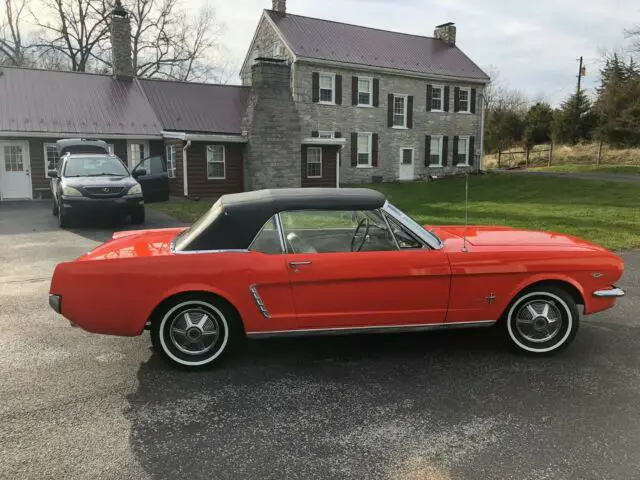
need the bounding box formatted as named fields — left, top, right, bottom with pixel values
left=132, top=169, right=147, bottom=178
left=48, top=170, right=58, bottom=178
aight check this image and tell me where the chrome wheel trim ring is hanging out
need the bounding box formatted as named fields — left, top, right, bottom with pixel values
left=514, top=300, right=563, bottom=344
left=158, top=300, right=229, bottom=367
left=168, top=307, right=220, bottom=356
left=507, top=291, right=573, bottom=353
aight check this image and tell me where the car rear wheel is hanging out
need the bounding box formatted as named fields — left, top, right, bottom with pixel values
left=131, top=207, right=145, bottom=225
left=151, top=294, right=241, bottom=369
left=505, top=286, right=579, bottom=356
left=58, top=204, right=71, bottom=228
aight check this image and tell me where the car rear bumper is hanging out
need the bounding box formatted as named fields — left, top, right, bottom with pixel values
left=593, top=286, right=625, bottom=298
left=60, top=195, right=144, bottom=214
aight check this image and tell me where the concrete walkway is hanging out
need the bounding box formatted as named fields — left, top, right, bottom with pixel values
left=490, top=169, right=640, bottom=184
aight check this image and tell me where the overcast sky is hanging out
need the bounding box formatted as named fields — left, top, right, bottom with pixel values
left=207, top=0, right=638, bottom=106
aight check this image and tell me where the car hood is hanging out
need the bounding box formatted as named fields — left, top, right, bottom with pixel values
left=430, top=225, right=609, bottom=251
left=63, top=176, right=138, bottom=188
left=77, top=227, right=187, bottom=261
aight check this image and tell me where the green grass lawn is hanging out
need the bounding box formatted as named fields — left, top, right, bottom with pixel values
left=150, top=174, right=640, bottom=250
left=529, top=164, right=640, bottom=176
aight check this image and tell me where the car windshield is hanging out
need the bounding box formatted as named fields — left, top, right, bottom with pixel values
left=64, top=156, right=128, bottom=177
left=382, top=202, right=443, bottom=248
left=173, top=199, right=224, bottom=251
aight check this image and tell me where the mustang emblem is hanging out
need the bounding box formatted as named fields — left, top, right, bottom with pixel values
left=487, top=293, right=496, bottom=305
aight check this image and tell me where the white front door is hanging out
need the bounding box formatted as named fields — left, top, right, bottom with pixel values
left=0, top=141, right=32, bottom=200
left=127, top=140, right=150, bottom=169
left=398, top=148, right=415, bottom=181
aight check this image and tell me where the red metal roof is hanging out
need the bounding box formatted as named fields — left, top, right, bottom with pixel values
left=266, top=10, right=489, bottom=81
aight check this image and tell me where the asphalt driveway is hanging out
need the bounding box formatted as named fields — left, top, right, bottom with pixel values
left=1, top=201, right=639, bottom=480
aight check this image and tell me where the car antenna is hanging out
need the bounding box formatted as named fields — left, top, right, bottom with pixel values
left=462, top=172, right=469, bottom=252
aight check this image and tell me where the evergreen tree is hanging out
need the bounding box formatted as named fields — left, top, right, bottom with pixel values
left=552, top=91, right=597, bottom=144
left=524, top=102, right=554, bottom=147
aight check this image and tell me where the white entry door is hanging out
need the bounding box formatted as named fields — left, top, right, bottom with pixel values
left=127, top=140, right=150, bottom=169
left=399, top=148, right=415, bottom=181
left=0, top=141, right=32, bottom=200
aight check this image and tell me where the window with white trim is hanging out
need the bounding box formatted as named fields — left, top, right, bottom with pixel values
left=207, top=145, right=225, bottom=179
left=166, top=145, right=176, bottom=178
left=430, top=136, right=443, bottom=166
left=44, top=143, right=61, bottom=177
left=457, top=136, right=469, bottom=165
left=459, top=88, right=470, bottom=113
left=319, top=73, right=335, bottom=103
left=357, top=133, right=372, bottom=167
left=393, top=95, right=407, bottom=127
left=431, top=85, right=444, bottom=111
left=306, top=147, right=322, bottom=178
left=401, top=148, right=414, bottom=165
left=272, top=42, right=285, bottom=58
left=318, top=131, right=334, bottom=139
left=358, top=77, right=372, bottom=106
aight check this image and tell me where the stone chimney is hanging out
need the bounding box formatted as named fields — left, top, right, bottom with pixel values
left=272, top=0, right=286, bottom=14
left=434, top=22, right=456, bottom=47
left=243, top=58, right=301, bottom=190
left=110, top=0, right=133, bottom=80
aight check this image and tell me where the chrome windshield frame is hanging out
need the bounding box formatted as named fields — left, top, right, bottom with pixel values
left=380, top=201, right=443, bottom=250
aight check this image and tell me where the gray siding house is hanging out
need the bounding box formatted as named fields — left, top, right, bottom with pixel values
left=0, top=0, right=489, bottom=201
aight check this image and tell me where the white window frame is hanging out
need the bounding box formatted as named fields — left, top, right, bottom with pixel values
left=357, top=76, right=373, bottom=107
left=429, top=135, right=444, bottom=167
left=318, top=131, right=335, bottom=139
left=43, top=143, right=61, bottom=178
left=458, top=87, right=471, bottom=113
left=206, top=145, right=226, bottom=180
left=392, top=94, right=408, bottom=129
left=457, top=136, right=470, bottom=166
left=272, top=42, right=283, bottom=58
left=306, top=147, right=322, bottom=178
left=318, top=72, right=336, bottom=105
left=431, top=85, right=444, bottom=112
left=166, top=145, right=176, bottom=178
left=356, top=132, right=373, bottom=168
left=399, top=147, right=414, bottom=165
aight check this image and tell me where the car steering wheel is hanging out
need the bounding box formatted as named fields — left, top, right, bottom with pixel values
left=350, top=217, right=370, bottom=252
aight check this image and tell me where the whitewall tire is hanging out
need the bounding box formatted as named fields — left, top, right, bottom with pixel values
left=505, top=286, right=579, bottom=355
left=151, top=295, right=240, bottom=369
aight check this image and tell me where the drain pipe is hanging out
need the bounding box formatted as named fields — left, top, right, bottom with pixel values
left=182, top=140, right=192, bottom=197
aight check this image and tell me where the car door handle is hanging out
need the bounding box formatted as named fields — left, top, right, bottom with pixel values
left=288, top=260, right=312, bottom=269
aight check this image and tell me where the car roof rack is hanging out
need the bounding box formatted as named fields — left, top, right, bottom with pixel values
left=56, top=138, right=110, bottom=156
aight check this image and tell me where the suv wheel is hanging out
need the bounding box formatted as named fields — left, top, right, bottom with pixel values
left=52, top=198, right=58, bottom=217
left=131, top=207, right=145, bottom=225
left=58, top=204, right=71, bottom=228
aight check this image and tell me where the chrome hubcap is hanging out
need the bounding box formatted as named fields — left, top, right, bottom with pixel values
left=515, top=300, right=563, bottom=343
left=169, top=308, right=219, bottom=355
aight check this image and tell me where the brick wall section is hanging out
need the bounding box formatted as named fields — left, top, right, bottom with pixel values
left=243, top=60, right=302, bottom=190
left=293, top=62, right=484, bottom=184
left=301, top=145, right=338, bottom=188
left=240, top=17, right=294, bottom=86
left=185, top=142, right=244, bottom=198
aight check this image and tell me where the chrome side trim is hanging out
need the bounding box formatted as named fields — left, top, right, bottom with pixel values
left=172, top=248, right=250, bottom=255
left=381, top=201, right=444, bottom=250
left=246, top=320, right=496, bottom=338
left=249, top=284, right=271, bottom=319
left=593, top=287, right=625, bottom=298
left=380, top=209, right=401, bottom=250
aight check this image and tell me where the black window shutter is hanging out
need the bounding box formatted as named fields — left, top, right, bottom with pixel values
left=372, top=134, right=379, bottom=167
left=351, top=133, right=358, bottom=167
left=311, top=131, right=319, bottom=138
left=452, top=136, right=459, bottom=165
left=444, top=86, right=450, bottom=112
left=470, top=88, right=477, bottom=114
left=312, top=72, right=319, bottom=103
left=335, top=131, right=342, bottom=138
left=469, top=136, right=475, bottom=165
left=426, top=85, right=433, bottom=112
left=454, top=87, right=460, bottom=113
left=407, top=96, right=414, bottom=128
left=335, top=75, right=342, bottom=105
left=373, top=79, right=380, bottom=107
left=424, top=135, right=431, bottom=166
left=442, top=136, right=449, bottom=166
left=352, top=76, right=358, bottom=105
left=387, top=94, right=394, bottom=127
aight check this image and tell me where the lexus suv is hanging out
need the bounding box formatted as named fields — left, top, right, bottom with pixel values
left=49, top=139, right=169, bottom=228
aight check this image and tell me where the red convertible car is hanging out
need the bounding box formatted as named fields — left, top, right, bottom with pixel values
left=49, top=188, right=625, bottom=369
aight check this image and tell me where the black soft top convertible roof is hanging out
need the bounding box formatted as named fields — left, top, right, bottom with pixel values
left=175, top=188, right=387, bottom=251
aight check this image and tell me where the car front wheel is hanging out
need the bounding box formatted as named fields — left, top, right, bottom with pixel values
left=151, top=294, right=240, bottom=369
left=58, top=204, right=71, bottom=228
left=131, top=207, right=145, bottom=225
left=505, top=286, right=579, bottom=355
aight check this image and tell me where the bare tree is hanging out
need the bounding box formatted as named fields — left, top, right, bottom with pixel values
left=29, top=0, right=226, bottom=81
left=626, top=25, right=640, bottom=54
left=0, top=0, right=32, bottom=66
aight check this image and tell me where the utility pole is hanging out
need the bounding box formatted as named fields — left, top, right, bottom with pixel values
left=574, top=56, right=584, bottom=143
